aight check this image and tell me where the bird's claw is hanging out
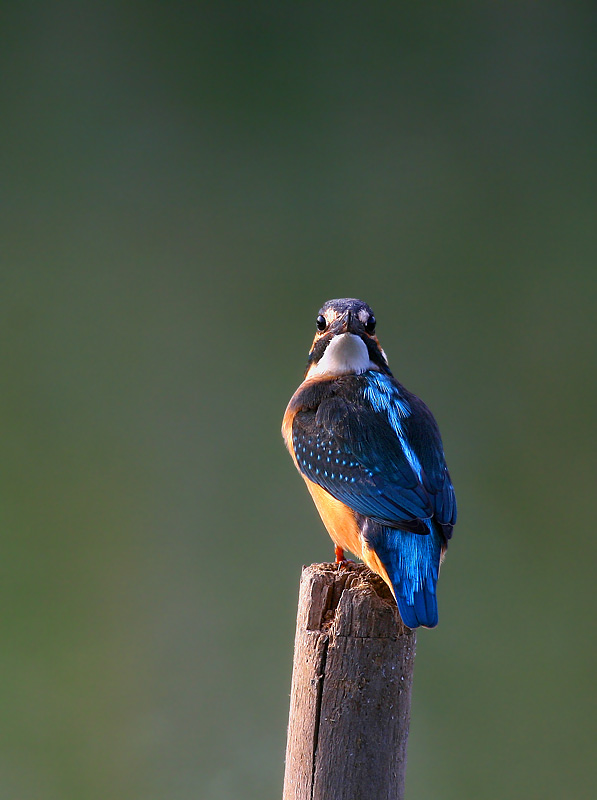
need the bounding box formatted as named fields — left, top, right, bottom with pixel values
left=334, top=546, right=355, bottom=567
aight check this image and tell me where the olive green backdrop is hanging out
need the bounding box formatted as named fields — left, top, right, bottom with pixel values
left=2, top=2, right=596, bottom=798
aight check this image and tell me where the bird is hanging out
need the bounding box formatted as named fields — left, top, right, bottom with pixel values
left=282, top=298, right=456, bottom=629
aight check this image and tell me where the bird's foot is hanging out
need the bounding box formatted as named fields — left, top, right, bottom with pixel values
left=334, top=546, right=355, bottom=567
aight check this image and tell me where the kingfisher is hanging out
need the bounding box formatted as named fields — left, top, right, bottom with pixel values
left=282, top=298, right=456, bottom=629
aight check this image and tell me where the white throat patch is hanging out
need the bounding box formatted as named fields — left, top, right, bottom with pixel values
left=308, top=333, right=378, bottom=378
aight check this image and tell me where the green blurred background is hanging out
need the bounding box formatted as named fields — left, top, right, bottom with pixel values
left=2, top=2, right=596, bottom=798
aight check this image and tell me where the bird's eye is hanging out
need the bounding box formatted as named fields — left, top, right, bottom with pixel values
left=316, top=315, right=327, bottom=331
left=364, top=315, right=376, bottom=334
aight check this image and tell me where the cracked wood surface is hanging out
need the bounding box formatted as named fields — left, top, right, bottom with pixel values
left=283, top=562, right=416, bottom=800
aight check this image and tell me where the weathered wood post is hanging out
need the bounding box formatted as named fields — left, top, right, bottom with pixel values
left=283, top=562, right=416, bottom=800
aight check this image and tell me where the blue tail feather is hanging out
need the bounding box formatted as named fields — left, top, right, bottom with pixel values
left=414, top=586, right=439, bottom=628
left=367, top=521, right=442, bottom=629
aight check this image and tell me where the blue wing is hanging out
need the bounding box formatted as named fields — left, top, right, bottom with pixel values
left=291, top=371, right=456, bottom=539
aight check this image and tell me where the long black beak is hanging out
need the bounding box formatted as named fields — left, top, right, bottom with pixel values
left=335, top=309, right=361, bottom=335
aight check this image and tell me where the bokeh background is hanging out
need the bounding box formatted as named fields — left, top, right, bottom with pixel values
left=2, top=2, right=596, bottom=798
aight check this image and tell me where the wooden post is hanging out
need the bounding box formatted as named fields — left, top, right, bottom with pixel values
left=283, top=562, right=416, bottom=800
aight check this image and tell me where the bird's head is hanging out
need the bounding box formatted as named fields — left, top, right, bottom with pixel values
left=305, top=298, right=391, bottom=379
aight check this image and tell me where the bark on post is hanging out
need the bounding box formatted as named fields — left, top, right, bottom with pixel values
left=283, top=562, right=416, bottom=800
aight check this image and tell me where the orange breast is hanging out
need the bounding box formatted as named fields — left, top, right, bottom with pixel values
left=302, top=479, right=395, bottom=600
left=303, top=478, right=363, bottom=559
